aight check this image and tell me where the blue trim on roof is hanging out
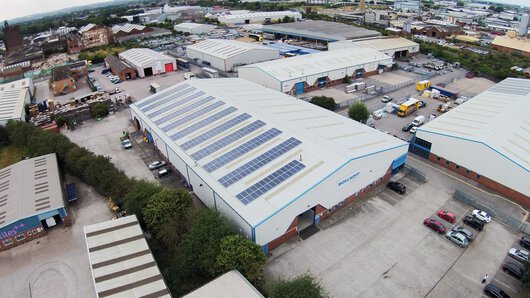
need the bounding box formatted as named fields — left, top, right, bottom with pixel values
left=418, top=129, right=529, bottom=173
left=253, top=143, right=409, bottom=229
left=261, top=28, right=340, bottom=42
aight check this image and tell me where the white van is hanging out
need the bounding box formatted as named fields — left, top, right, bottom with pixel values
left=411, top=115, right=425, bottom=126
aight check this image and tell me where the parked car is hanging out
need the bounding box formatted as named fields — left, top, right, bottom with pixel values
left=419, top=100, right=427, bottom=108
left=381, top=95, right=393, bottom=103
left=437, top=210, right=456, bottom=223
left=101, top=68, right=111, bottom=74
left=158, top=168, right=172, bottom=178
left=121, top=139, right=132, bottom=149
left=472, top=209, right=491, bottom=223
left=148, top=160, right=167, bottom=170
left=520, top=236, right=530, bottom=249
left=410, top=126, right=417, bottom=134
left=502, top=262, right=525, bottom=280
left=451, top=226, right=474, bottom=241
left=508, top=248, right=530, bottom=263
left=424, top=218, right=446, bottom=234
left=387, top=181, right=406, bottom=194
left=484, top=284, right=510, bottom=298
left=402, top=123, right=413, bottom=132
left=463, top=215, right=484, bottom=231
left=445, top=230, right=469, bottom=247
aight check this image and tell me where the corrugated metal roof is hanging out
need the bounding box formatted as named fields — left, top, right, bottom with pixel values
left=239, top=47, right=393, bottom=82
left=219, top=11, right=300, bottom=20
left=186, top=39, right=278, bottom=60
left=130, top=78, right=406, bottom=226
left=174, top=22, right=213, bottom=30
left=492, top=36, right=530, bottom=53
left=0, top=77, right=31, bottom=123
left=183, top=270, right=263, bottom=298
left=0, top=154, right=65, bottom=228
left=119, top=48, right=173, bottom=68
left=418, top=78, right=530, bottom=171
left=79, top=23, right=97, bottom=33
left=332, top=37, right=419, bottom=53
left=83, top=215, right=171, bottom=298
left=111, top=23, right=146, bottom=34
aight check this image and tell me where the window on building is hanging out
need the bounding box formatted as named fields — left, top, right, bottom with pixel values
left=414, top=137, right=432, bottom=150
left=437, top=157, right=441, bottom=161
left=476, top=174, right=481, bottom=179
left=466, top=170, right=470, bottom=174
left=446, top=161, right=450, bottom=165
left=15, top=234, right=25, bottom=241
left=456, top=165, right=460, bottom=169
left=3, top=239, right=13, bottom=246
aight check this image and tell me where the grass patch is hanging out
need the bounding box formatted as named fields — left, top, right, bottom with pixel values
left=0, top=145, right=24, bottom=168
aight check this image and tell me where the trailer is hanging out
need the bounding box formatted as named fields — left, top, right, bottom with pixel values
left=430, top=85, right=459, bottom=100
left=416, top=80, right=431, bottom=92
left=66, top=183, right=78, bottom=203
left=176, top=58, right=190, bottom=69
left=397, top=98, right=420, bottom=117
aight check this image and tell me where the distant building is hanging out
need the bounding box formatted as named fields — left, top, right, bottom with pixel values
left=66, top=32, right=83, bottom=54
left=364, top=10, right=390, bottom=26
left=218, top=11, right=302, bottom=25
left=119, top=48, right=176, bottom=77
left=394, top=0, right=420, bottom=12
left=413, top=23, right=464, bottom=39
left=78, top=24, right=113, bottom=49
left=492, top=35, right=530, bottom=58
left=104, top=55, right=136, bottom=81
left=174, top=22, right=216, bottom=34
left=51, top=61, right=88, bottom=96
left=328, top=37, right=419, bottom=59
left=3, top=21, right=24, bottom=57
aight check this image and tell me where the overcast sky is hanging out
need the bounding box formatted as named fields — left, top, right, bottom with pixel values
left=0, top=0, right=528, bottom=21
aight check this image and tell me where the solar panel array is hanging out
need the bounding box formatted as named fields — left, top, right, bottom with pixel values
left=143, top=88, right=198, bottom=114
left=180, top=113, right=252, bottom=150
left=203, top=128, right=282, bottom=172
left=153, top=95, right=214, bottom=124
left=218, top=137, right=301, bottom=187
left=170, top=107, right=238, bottom=141
left=162, top=101, right=225, bottom=132
left=136, top=84, right=190, bottom=109
left=236, top=160, right=306, bottom=205
left=191, top=120, right=266, bottom=161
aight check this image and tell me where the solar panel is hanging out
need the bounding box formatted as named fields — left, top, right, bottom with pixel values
left=170, top=107, right=237, bottom=141
left=141, top=87, right=198, bottom=113
left=161, top=101, right=225, bottom=132
left=236, top=160, right=305, bottom=205
left=218, top=137, right=301, bottom=187
left=136, top=84, right=189, bottom=108
left=191, top=120, right=266, bottom=160
left=152, top=96, right=215, bottom=124
left=203, top=128, right=282, bottom=173
left=180, top=113, right=252, bottom=151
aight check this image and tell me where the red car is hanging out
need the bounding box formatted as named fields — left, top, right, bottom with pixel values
left=424, top=218, right=446, bottom=234
left=437, top=210, right=456, bottom=223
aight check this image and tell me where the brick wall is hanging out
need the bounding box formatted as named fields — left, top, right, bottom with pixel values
left=0, top=226, right=46, bottom=252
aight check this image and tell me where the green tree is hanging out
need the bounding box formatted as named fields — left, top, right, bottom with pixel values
left=5, top=120, right=37, bottom=147
left=123, top=180, right=163, bottom=225
left=269, top=273, right=328, bottom=298
left=90, top=103, right=109, bottom=118
left=214, top=235, right=266, bottom=286
left=456, top=1, right=464, bottom=7
left=179, top=209, right=236, bottom=277
left=348, top=102, right=370, bottom=123
left=342, top=75, right=351, bottom=84
left=0, top=125, right=10, bottom=147
left=310, top=96, right=336, bottom=111
left=143, top=189, right=193, bottom=247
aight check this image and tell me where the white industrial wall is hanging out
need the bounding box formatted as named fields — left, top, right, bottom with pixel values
left=218, top=13, right=302, bottom=25
left=254, top=144, right=408, bottom=245
left=187, top=49, right=279, bottom=72
left=174, top=24, right=215, bottom=34
left=415, top=130, right=530, bottom=198
left=186, top=48, right=227, bottom=71
left=120, top=57, right=175, bottom=78
left=129, top=106, right=253, bottom=240
left=238, top=67, right=282, bottom=91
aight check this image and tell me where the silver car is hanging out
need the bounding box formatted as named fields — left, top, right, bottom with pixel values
left=508, top=248, right=530, bottom=263
left=445, top=231, right=469, bottom=248
left=148, top=160, right=167, bottom=170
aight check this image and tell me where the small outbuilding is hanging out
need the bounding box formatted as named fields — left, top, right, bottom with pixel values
left=104, top=55, right=136, bottom=81
left=119, top=48, right=176, bottom=78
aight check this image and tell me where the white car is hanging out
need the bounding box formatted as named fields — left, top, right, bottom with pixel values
left=509, top=248, right=530, bottom=263
left=148, top=160, right=167, bottom=170
left=410, top=126, right=417, bottom=134
left=121, top=139, right=132, bottom=149
left=381, top=95, right=393, bottom=103
left=472, top=209, right=491, bottom=223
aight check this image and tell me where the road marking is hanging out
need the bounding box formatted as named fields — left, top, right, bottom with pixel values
left=408, top=156, right=528, bottom=215
left=491, top=277, right=520, bottom=293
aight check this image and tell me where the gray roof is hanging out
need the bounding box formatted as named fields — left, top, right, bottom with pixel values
left=104, top=55, right=134, bottom=73
left=83, top=215, right=171, bottom=298
left=0, top=153, right=65, bottom=228
left=262, top=20, right=381, bottom=42
left=183, top=270, right=263, bottom=298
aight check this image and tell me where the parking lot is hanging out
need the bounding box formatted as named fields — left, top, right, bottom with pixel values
left=264, top=159, right=527, bottom=297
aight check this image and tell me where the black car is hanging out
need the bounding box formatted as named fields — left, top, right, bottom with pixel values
left=520, top=236, right=530, bottom=249
left=463, top=215, right=484, bottom=231
left=402, top=123, right=414, bottom=132
left=484, top=284, right=510, bottom=298
left=387, top=181, right=406, bottom=194
left=502, top=262, right=525, bottom=280
left=451, top=226, right=474, bottom=241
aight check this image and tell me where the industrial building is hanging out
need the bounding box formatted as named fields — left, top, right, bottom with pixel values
left=184, top=270, right=263, bottom=298
left=262, top=20, right=381, bottom=43
left=217, top=11, right=302, bottom=25
left=84, top=215, right=171, bottom=298
left=263, top=42, right=320, bottom=56
left=0, top=154, right=69, bottom=252
left=129, top=78, right=408, bottom=252
left=0, top=78, right=33, bottom=124
left=492, top=35, right=530, bottom=58
left=79, top=23, right=113, bottom=49
left=411, top=78, right=530, bottom=205
left=104, top=55, right=137, bottom=81
left=185, top=39, right=280, bottom=72
left=328, top=37, right=420, bottom=59
left=174, top=22, right=216, bottom=34
left=119, top=48, right=176, bottom=77
left=238, top=47, right=393, bottom=94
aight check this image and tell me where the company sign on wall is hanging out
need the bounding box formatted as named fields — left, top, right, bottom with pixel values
left=337, top=169, right=362, bottom=188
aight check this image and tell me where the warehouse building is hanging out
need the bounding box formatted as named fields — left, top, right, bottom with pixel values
left=218, top=11, right=302, bottom=25
left=129, top=78, right=408, bottom=252
left=186, top=39, right=280, bottom=72
left=84, top=215, right=171, bottom=298
left=0, top=154, right=69, bottom=252
left=104, top=55, right=136, bottom=81
left=119, top=48, right=176, bottom=78
left=262, top=20, right=381, bottom=44
left=184, top=270, right=263, bottom=298
left=328, top=37, right=420, bottom=59
left=0, top=78, right=34, bottom=125
left=174, top=22, right=216, bottom=34
left=411, top=78, right=530, bottom=205
left=238, top=47, right=393, bottom=94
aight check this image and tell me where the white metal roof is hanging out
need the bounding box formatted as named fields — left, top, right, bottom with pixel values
left=79, top=23, right=97, bottom=33
left=239, top=47, right=393, bottom=82
left=130, top=78, right=406, bottom=226
left=0, top=87, right=29, bottom=123
left=183, top=270, right=263, bottom=298
left=186, top=39, right=278, bottom=60
left=119, top=48, right=173, bottom=68
left=219, top=11, right=300, bottom=20
left=84, top=215, right=171, bottom=298
left=330, top=37, right=419, bottom=53
left=111, top=23, right=146, bottom=34
left=174, top=22, right=212, bottom=30
left=0, top=154, right=65, bottom=228
left=418, top=78, right=530, bottom=172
